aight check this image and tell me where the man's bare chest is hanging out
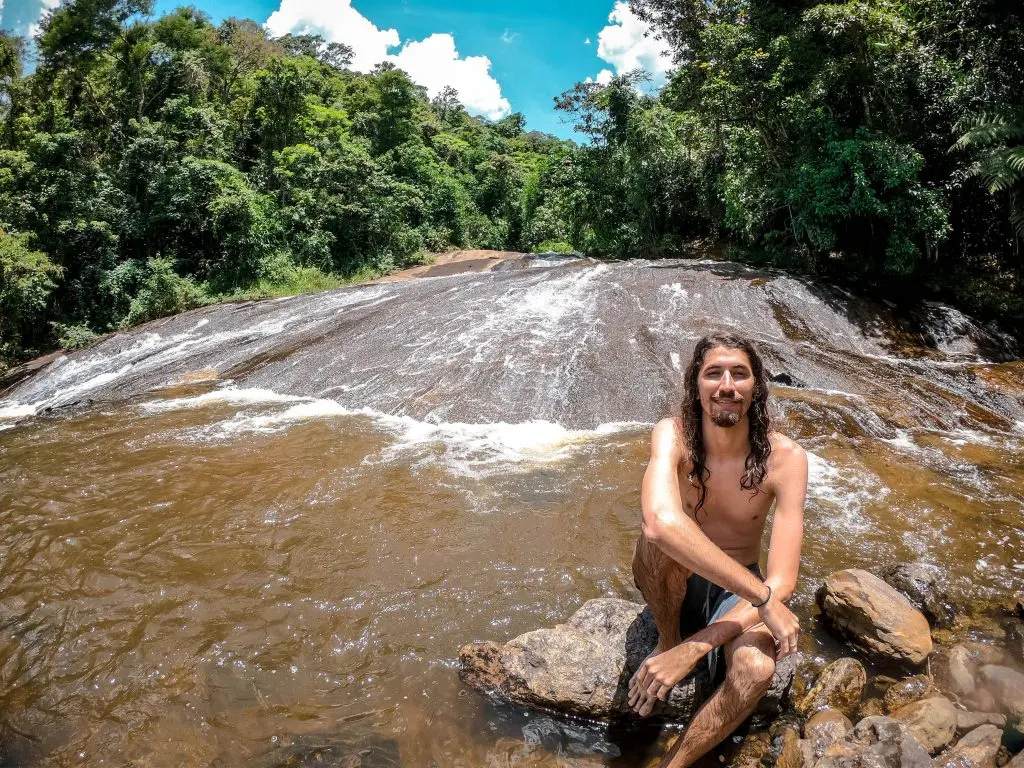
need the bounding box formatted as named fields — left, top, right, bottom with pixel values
left=678, top=465, right=776, bottom=548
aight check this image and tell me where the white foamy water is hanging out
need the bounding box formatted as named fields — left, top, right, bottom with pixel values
left=805, top=452, right=888, bottom=535
left=1, top=285, right=394, bottom=422
left=137, top=386, right=643, bottom=476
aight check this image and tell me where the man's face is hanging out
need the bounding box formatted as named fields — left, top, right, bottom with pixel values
left=697, top=346, right=756, bottom=428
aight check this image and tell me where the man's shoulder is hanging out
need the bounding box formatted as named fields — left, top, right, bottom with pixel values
left=650, top=417, right=687, bottom=462
left=769, top=431, right=807, bottom=466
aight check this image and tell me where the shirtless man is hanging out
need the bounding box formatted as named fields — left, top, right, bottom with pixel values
left=628, top=332, right=807, bottom=768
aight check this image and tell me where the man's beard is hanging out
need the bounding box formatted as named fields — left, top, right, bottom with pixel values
left=709, top=399, right=743, bottom=427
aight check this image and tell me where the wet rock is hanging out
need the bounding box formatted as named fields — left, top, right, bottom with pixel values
left=881, top=563, right=956, bottom=628
left=817, top=569, right=933, bottom=665
left=934, top=724, right=1003, bottom=768
left=884, top=675, right=937, bottom=713
left=1016, top=594, right=1024, bottom=619
left=795, top=657, right=867, bottom=717
left=1005, top=622, right=1024, bottom=665
left=857, top=698, right=886, bottom=719
left=804, top=708, right=853, bottom=759
left=966, top=689, right=999, bottom=714
left=956, top=710, right=1007, bottom=735
left=979, top=665, right=1024, bottom=721
left=777, top=726, right=805, bottom=768
left=815, top=715, right=932, bottom=768
left=890, top=694, right=958, bottom=754
left=936, top=645, right=977, bottom=698
left=728, top=731, right=773, bottom=768
left=964, top=642, right=1009, bottom=668
left=755, top=652, right=799, bottom=721
left=459, top=598, right=704, bottom=721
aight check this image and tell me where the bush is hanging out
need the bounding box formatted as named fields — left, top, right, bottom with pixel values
left=53, top=322, right=100, bottom=350
left=123, top=258, right=210, bottom=327
left=0, top=232, right=61, bottom=363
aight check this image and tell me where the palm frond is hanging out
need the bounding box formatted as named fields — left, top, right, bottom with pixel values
left=953, top=112, right=1024, bottom=150
left=978, top=155, right=1021, bottom=193
left=1009, top=200, right=1024, bottom=239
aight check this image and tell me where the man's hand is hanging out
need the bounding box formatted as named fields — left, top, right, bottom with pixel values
left=627, top=642, right=705, bottom=717
left=758, top=595, right=799, bottom=658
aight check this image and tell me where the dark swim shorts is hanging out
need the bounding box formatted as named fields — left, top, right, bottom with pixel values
left=679, top=562, right=764, bottom=687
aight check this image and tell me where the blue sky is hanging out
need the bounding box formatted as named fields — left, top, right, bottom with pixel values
left=1, top=0, right=672, bottom=139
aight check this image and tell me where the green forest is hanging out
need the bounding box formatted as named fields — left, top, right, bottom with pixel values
left=0, top=0, right=1022, bottom=366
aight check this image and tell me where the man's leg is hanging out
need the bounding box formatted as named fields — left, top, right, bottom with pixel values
left=632, top=536, right=689, bottom=650
left=656, top=627, right=777, bottom=768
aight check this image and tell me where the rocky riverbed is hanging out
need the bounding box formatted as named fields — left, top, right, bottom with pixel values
left=460, top=563, right=1024, bottom=767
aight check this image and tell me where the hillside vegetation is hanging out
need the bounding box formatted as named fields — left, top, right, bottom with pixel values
left=0, top=0, right=1022, bottom=365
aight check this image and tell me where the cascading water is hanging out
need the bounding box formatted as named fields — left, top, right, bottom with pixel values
left=0, top=256, right=1021, bottom=766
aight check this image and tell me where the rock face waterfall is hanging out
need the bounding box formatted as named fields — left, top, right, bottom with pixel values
left=1, top=257, right=1021, bottom=766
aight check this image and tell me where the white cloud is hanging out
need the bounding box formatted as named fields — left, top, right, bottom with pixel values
left=585, top=69, right=614, bottom=86
left=265, top=0, right=511, bottom=120
left=500, top=29, right=518, bottom=44
left=584, top=37, right=592, bottom=46
left=590, top=1, right=673, bottom=85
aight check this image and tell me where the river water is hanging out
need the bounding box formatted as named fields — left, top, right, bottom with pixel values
left=0, top=257, right=1022, bottom=766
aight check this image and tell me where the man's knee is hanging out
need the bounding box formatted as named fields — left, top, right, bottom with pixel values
left=727, top=640, right=776, bottom=692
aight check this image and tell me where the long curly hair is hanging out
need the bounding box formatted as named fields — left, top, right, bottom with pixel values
left=682, top=332, right=772, bottom=518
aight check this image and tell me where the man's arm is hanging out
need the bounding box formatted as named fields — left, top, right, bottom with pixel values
left=641, top=418, right=772, bottom=606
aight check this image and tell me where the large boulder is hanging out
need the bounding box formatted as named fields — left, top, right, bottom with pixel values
left=817, top=569, right=933, bottom=665
left=881, top=563, right=955, bottom=627
left=796, top=657, right=867, bottom=718
left=934, top=724, right=1002, bottom=768
left=459, top=598, right=706, bottom=721
left=814, top=715, right=933, bottom=768
left=978, top=665, right=1024, bottom=721
left=890, top=694, right=958, bottom=754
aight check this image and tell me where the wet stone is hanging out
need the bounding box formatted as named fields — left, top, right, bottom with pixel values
left=934, top=723, right=1003, bottom=768
left=884, top=675, right=937, bottom=713
left=459, top=598, right=704, bottom=722
left=817, top=569, right=933, bottom=666
left=777, top=727, right=805, bottom=768
left=795, top=657, right=867, bottom=718
left=881, top=563, right=956, bottom=628
left=936, top=644, right=977, bottom=698
left=956, top=710, right=1007, bottom=735
left=979, top=665, right=1024, bottom=721
left=890, top=694, right=958, bottom=755
left=814, top=715, right=932, bottom=768
left=803, top=708, right=853, bottom=760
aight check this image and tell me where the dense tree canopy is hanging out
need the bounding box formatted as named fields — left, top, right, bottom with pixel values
left=0, top=0, right=1021, bottom=366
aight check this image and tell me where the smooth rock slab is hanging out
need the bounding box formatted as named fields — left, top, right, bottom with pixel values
left=814, top=715, right=933, bottom=768
left=817, top=569, right=933, bottom=665
left=459, top=598, right=705, bottom=721
left=934, top=724, right=1002, bottom=768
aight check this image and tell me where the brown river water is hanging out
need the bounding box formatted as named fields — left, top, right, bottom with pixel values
left=0, top=257, right=1022, bottom=766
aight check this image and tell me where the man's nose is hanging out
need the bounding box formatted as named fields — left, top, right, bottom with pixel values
left=720, top=371, right=736, bottom=390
